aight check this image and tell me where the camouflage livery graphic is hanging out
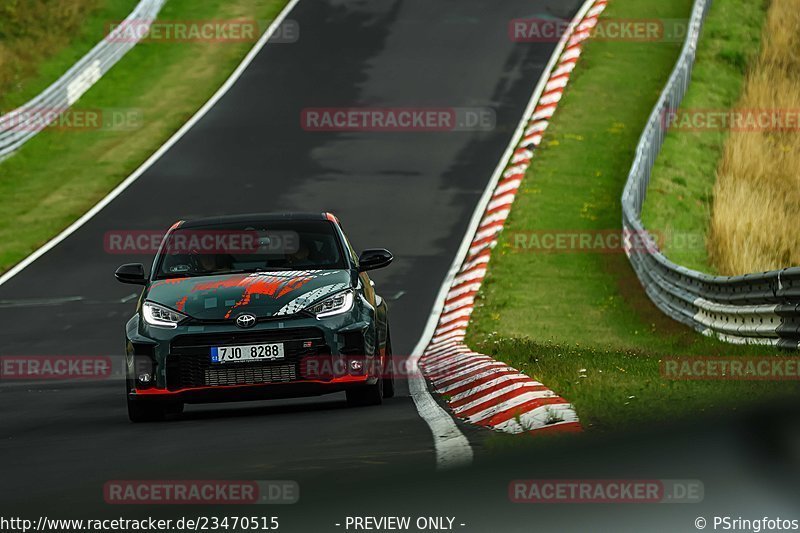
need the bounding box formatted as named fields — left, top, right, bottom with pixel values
left=148, top=270, right=346, bottom=319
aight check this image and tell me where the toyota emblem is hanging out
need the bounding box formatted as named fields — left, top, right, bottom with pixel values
left=235, top=314, right=257, bottom=328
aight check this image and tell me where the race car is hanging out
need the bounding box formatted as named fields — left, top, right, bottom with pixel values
left=115, top=212, right=394, bottom=422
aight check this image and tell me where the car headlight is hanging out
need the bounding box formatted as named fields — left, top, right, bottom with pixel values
left=306, top=289, right=354, bottom=318
left=142, top=301, right=187, bottom=328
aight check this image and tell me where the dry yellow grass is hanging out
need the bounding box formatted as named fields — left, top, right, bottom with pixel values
left=709, top=0, right=800, bottom=274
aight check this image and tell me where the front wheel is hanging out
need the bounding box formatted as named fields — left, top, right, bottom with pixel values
left=127, top=396, right=183, bottom=422
left=346, top=378, right=383, bottom=407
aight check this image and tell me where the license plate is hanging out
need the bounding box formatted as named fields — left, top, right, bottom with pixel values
left=210, top=343, right=285, bottom=364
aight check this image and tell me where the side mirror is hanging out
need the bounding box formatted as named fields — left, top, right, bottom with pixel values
left=358, top=249, right=393, bottom=272
left=115, top=263, right=148, bottom=285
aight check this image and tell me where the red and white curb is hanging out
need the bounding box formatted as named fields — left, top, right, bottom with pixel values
left=417, top=0, right=608, bottom=436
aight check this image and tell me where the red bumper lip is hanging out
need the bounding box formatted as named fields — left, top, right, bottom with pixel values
left=130, top=375, right=372, bottom=403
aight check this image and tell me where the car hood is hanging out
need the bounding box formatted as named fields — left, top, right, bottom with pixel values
left=146, top=269, right=352, bottom=320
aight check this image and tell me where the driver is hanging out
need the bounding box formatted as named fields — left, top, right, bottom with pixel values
left=192, top=251, right=232, bottom=274
left=285, top=241, right=311, bottom=267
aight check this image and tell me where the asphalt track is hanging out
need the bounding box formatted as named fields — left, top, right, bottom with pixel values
left=0, top=0, right=584, bottom=517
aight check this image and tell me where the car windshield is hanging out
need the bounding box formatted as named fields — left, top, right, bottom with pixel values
left=154, top=219, right=347, bottom=279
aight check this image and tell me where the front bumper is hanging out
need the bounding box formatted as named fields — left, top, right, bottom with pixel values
left=125, top=310, right=380, bottom=403
left=130, top=379, right=374, bottom=404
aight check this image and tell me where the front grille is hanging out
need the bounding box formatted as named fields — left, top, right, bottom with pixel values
left=204, top=364, right=296, bottom=387
left=167, top=328, right=326, bottom=390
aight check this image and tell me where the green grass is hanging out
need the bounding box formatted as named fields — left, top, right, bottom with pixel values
left=475, top=338, right=799, bottom=434
left=0, top=0, right=139, bottom=111
left=640, top=0, right=768, bottom=272
left=468, top=0, right=697, bottom=352
left=466, top=0, right=799, bottom=431
left=0, top=0, right=289, bottom=273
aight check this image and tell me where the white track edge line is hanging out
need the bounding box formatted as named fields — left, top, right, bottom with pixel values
left=408, top=0, right=599, bottom=466
left=410, top=0, right=598, bottom=358
left=0, top=0, right=302, bottom=288
left=1, top=0, right=594, bottom=468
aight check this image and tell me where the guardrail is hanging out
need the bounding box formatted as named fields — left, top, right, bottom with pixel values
left=621, top=0, right=800, bottom=349
left=0, top=0, right=166, bottom=161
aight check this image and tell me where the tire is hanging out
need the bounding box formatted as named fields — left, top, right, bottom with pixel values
left=346, top=376, right=383, bottom=407
left=127, top=396, right=182, bottom=423
left=382, top=330, right=395, bottom=399
left=166, top=402, right=185, bottom=415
